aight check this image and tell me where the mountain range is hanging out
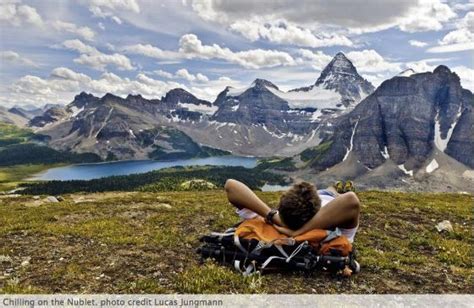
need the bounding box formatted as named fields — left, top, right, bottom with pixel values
left=2, top=52, right=473, bottom=191
left=292, top=65, right=473, bottom=191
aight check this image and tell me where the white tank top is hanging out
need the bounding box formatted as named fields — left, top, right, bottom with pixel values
left=320, top=194, right=335, bottom=207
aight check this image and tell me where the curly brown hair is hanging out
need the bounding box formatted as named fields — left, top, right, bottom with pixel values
left=278, top=181, right=321, bottom=230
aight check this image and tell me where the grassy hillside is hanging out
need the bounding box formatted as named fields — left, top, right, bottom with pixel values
left=0, top=123, right=36, bottom=147
left=0, top=164, right=62, bottom=192
left=0, top=190, right=472, bottom=294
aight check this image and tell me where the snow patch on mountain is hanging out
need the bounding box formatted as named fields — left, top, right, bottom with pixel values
left=311, top=110, right=323, bottom=122
left=231, top=104, right=240, bottom=111
left=262, top=124, right=286, bottom=139
left=426, top=159, right=439, bottom=173
left=69, top=106, right=84, bottom=118
left=434, top=106, right=463, bottom=152
left=177, top=102, right=218, bottom=115
left=227, top=86, right=249, bottom=97
left=343, top=119, right=359, bottom=161
left=381, top=146, right=390, bottom=160
left=267, top=86, right=342, bottom=109
left=398, top=164, right=414, bottom=176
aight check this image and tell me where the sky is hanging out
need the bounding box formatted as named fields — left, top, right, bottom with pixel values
left=0, top=0, right=473, bottom=108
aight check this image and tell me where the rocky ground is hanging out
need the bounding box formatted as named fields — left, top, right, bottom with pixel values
left=0, top=190, right=472, bottom=294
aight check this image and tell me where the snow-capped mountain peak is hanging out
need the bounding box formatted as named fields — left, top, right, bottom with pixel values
left=317, top=52, right=356, bottom=78
left=291, top=52, right=375, bottom=107
left=251, top=78, right=279, bottom=90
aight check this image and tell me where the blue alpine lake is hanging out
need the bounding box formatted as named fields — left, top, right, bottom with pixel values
left=30, top=156, right=258, bottom=181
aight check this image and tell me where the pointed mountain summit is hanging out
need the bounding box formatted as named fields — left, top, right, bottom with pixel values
left=292, top=52, right=375, bottom=107
left=315, top=52, right=374, bottom=105
left=70, top=92, right=100, bottom=109
left=161, top=88, right=212, bottom=108
left=315, top=52, right=358, bottom=85
left=251, top=78, right=279, bottom=90
left=212, top=78, right=291, bottom=126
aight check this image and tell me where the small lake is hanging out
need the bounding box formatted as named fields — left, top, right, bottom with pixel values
left=31, top=156, right=258, bottom=181
left=260, top=183, right=291, bottom=192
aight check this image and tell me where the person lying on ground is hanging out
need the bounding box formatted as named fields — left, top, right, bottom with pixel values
left=224, top=179, right=360, bottom=242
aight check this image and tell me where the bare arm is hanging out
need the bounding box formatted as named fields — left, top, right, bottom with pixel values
left=274, top=192, right=360, bottom=236
left=225, top=179, right=286, bottom=226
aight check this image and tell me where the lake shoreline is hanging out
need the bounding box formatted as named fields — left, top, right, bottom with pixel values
left=28, top=156, right=261, bottom=181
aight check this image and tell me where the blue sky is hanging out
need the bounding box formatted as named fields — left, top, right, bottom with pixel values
left=0, top=0, right=473, bottom=107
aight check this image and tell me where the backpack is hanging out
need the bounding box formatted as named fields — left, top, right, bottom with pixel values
left=197, top=218, right=360, bottom=276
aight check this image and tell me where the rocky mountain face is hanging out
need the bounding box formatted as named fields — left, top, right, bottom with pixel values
left=0, top=106, right=29, bottom=127
left=0, top=103, right=58, bottom=127
left=291, top=52, right=374, bottom=108
left=293, top=65, right=473, bottom=191
left=29, top=106, right=70, bottom=127
left=211, top=78, right=317, bottom=134
left=35, top=91, right=226, bottom=160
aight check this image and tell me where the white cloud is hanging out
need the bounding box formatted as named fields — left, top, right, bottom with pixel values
left=3, top=65, right=245, bottom=106
left=189, top=76, right=244, bottom=101
left=179, top=33, right=296, bottom=69
left=59, top=39, right=134, bottom=71
left=0, top=50, right=38, bottom=67
left=11, top=75, right=53, bottom=96
left=459, top=10, right=474, bottom=29
left=74, top=53, right=134, bottom=71
left=154, top=69, right=174, bottom=79
left=439, top=28, right=474, bottom=45
left=85, top=0, right=140, bottom=25
left=0, top=2, right=97, bottom=41
left=346, top=50, right=401, bottom=73
left=405, top=60, right=436, bottom=73
left=51, top=20, right=96, bottom=41
left=428, top=11, right=474, bottom=53
left=155, top=68, right=209, bottom=82
left=296, top=49, right=333, bottom=70
left=123, top=34, right=296, bottom=69
left=111, top=16, right=122, bottom=24
left=89, top=4, right=124, bottom=24
left=50, top=67, right=92, bottom=84
left=175, top=68, right=195, bottom=81
left=427, top=42, right=474, bottom=53
left=229, top=20, right=353, bottom=48
left=196, top=73, right=209, bottom=82
left=409, top=40, right=428, bottom=47
left=452, top=66, right=474, bottom=91
left=6, top=67, right=187, bottom=106
left=0, top=2, right=43, bottom=27
left=191, top=0, right=408, bottom=30
left=61, top=39, right=99, bottom=54
left=86, top=0, right=140, bottom=14
left=453, top=1, right=474, bottom=12
left=190, top=0, right=456, bottom=36
left=121, top=43, right=180, bottom=59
